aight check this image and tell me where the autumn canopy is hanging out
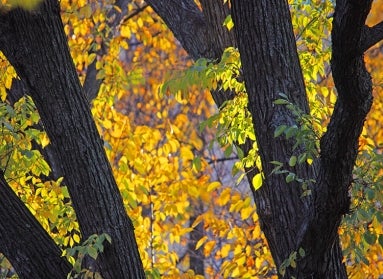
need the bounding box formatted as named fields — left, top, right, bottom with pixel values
left=0, top=0, right=383, bottom=278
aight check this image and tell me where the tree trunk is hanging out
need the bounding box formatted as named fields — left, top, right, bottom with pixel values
left=231, top=0, right=374, bottom=277
left=0, top=171, right=71, bottom=278
left=0, top=1, right=145, bottom=278
left=188, top=212, right=205, bottom=275
left=147, top=0, right=382, bottom=278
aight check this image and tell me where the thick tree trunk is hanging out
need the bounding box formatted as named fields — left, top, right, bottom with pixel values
left=0, top=171, right=72, bottom=278
left=0, top=1, right=145, bottom=278
left=148, top=0, right=383, bottom=278
left=231, top=0, right=375, bottom=278
left=230, top=1, right=343, bottom=277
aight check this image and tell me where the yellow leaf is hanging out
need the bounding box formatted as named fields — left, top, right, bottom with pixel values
left=137, top=18, right=144, bottom=28
left=103, top=119, right=112, bottom=129
left=120, top=40, right=129, bottom=49
left=217, top=188, right=231, bottom=206
left=191, top=215, right=203, bottom=228
left=113, top=5, right=122, bottom=13
left=180, top=146, right=194, bottom=161
left=73, top=234, right=80, bottom=243
left=207, top=181, right=221, bottom=192
left=255, top=257, right=263, bottom=269
left=231, top=266, right=240, bottom=277
left=7, top=0, right=42, bottom=10
left=204, top=240, right=216, bottom=256
left=240, top=207, right=254, bottom=220
left=5, top=75, right=12, bottom=89
left=0, top=87, right=6, bottom=102
left=221, top=243, right=231, bottom=258
left=168, top=139, right=179, bottom=153
left=79, top=5, right=92, bottom=18
left=88, top=53, right=96, bottom=65
left=252, top=173, right=263, bottom=191
left=195, top=236, right=207, bottom=250
left=120, top=25, right=131, bottom=38
left=40, top=133, right=50, bottom=148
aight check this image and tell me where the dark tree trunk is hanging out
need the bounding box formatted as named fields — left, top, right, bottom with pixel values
left=147, top=0, right=383, bottom=278
left=0, top=1, right=145, bottom=278
left=0, top=171, right=72, bottom=278
left=230, top=1, right=338, bottom=277
left=188, top=212, right=205, bottom=275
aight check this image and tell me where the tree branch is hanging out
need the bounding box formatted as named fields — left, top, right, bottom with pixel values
left=0, top=171, right=71, bottom=278
left=146, top=0, right=238, bottom=107
left=199, top=0, right=236, bottom=58
left=361, top=20, right=383, bottom=53
left=296, top=0, right=374, bottom=274
left=144, top=0, right=210, bottom=60
left=83, top=0, right=139, bottom=102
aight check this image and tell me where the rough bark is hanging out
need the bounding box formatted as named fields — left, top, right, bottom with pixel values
left=0, top=171, right=72, bottom=278
left=145, top=0, right=210, bottom=61
left=230, top=1, right=329, bottom=277
left=188, top=214, right=205, bottom=275
left=0, top=1, right=145, bottom=278
left=147, top=0, right=383, bottom=278
left=145, top=0, right=236, bottom=108
left=303, top=0, right=375, bottom=276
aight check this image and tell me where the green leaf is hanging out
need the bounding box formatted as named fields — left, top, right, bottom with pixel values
left=378, top=235, right=383, bottom=247
left=278, top=93, right=288, bottom=99
left=357, top=209, right=371, bottom=222
left=365, top=188, right=375, bottom=201
left=236, top=146, right=244, bottom=160
left=224, top=144, right=233, bottom=157
left=236, top=172, right=246, bottom=185
left=270, top=160, right=283, bottom=166
left=376, top=212, right=383, bottom=223
left=286, top=173, right=295, bottom=183
left=298, top=153, right=307, bottom=164
left=274, top=99, right=290, bottom=105
left=289, top=156, right=297, bottom=167
left=274, top=125, right=287, bottom=138
left=223, top=15, right=234, bottom=31
left=6, top=0, right=43, bottom=10
left=285, top=126, right=298, bottom=139
left=363, top=231, right=377, bottom=245
left=104, top=233, right=112, bottom=244
left=87, top=246, right=98, bottom=260
left=192, top=157, right=202, bottom=172
left=298, top=247, right=305, bottom=257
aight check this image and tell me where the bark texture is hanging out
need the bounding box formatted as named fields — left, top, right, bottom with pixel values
left=147, top=0, right=383, bottom=278
left=145, top=0, right=237, bottom=108
left=0, top=171, right=71, bottom=279
left=0, top=1, right=145, bottom=278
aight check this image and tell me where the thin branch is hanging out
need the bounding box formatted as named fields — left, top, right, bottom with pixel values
left=121, top=3, right=149, bottom=24
left=206, top=156, right=238, bottom=165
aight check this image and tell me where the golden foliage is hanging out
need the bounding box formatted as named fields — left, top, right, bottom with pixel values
left=1, top=0, right=383, bottom=278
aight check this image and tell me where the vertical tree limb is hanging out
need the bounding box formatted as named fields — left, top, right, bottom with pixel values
left=0, top=1, right=145, bottom=277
